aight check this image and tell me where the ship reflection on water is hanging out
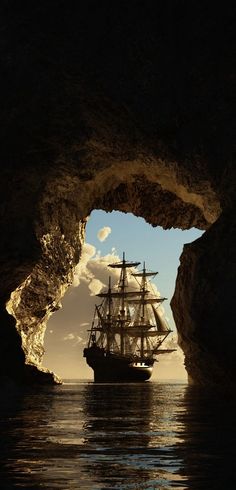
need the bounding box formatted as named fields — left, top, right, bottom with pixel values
left=0, top=381, right=236, bottom=489
left=82, top=382, right=186, bottom=489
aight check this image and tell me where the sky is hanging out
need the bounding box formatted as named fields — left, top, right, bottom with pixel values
left=43, top=210, right=203, bottom=381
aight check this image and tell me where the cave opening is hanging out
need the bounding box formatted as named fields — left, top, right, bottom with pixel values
left=4, top=161, right=222, bottom=387
left=43, top=210, right=203, bottom=382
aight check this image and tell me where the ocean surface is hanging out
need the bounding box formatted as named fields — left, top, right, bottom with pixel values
left=1, top=380, right=236, bottom=490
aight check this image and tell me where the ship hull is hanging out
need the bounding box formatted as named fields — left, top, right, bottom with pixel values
left=84, top=347, right=153, bottom=383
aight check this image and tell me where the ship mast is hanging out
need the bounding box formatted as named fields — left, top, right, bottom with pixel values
left=132, top=263, right=170, bottom=357
left=135, top=261, right=156, bottom=358
left=109, top=252, right=140, bottom=355
left=93, top=254, right=175, bottom=359
left=140, top=262, right=146, bottom=358
left=107, top=276, right=112, bottom=351
left=120, top=252, right=126, bottom=354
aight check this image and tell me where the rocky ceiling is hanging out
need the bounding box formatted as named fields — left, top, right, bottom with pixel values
left=0, top=2, right=235, bottom=387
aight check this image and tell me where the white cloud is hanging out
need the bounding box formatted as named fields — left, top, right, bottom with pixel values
left=63, top=333, right=75, bottom=341
left=62, top=332, right=84, bottom=346
left=88, top=278, right=105, bottom=296
left=159, top=332, right=185, bottom=363
left=72, top=243, right=96, bottom=287
left=97, top=226, right=111, bottom=242
left=73, top=245, right=121, bottom=297
left=74, top=335, right=83, bottom=345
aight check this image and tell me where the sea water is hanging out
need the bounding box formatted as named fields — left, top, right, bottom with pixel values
left=0, top=380, right=235, bottom=489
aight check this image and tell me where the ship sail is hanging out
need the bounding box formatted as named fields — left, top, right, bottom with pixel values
left=151, top=305, right=169, bottom=332
left=127, top=297, right=166, bottom=304
left=83, top=253, right=176, bottom=383
left=97, top=291, right=146, bottom=298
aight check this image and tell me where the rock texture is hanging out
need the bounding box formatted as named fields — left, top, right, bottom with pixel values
left=0, top=2, right=235, bottom=385
left=171, top=207, right=236, bottom=387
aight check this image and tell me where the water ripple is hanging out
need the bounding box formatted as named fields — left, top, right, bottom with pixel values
left=1, top=381, right=235, bottom=489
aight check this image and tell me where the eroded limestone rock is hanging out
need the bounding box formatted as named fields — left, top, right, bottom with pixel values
left=171, top=207, right=236, bottom=387
left=0, top=2, right=234, bottom=386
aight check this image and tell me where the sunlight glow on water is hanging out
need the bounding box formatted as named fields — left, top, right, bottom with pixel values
left=1, top=381, right=236, bottom=489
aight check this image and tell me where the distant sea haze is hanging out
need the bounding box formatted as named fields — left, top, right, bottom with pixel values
left=1, top=381, right=235, bottom=489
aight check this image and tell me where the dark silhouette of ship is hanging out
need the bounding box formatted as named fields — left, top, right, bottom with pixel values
left=83, top=253, right=175, bottom=382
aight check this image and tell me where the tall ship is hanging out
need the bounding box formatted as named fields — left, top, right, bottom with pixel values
left=83, top=253, right=175, bottom=382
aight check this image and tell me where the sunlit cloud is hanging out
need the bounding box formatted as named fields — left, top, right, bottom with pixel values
left=72, top=243, right=96, bottom=287
left=159, top=332, right=185, bottom=364
left=97, top=226, right=111, bottom=242
left=62, top=332, right=84, bottom=346
left=73, top=245, right=122, bottom=297
left=74, top=336, right=84, bottom=345
left=63, top=333, right=76, bottom=341
left=88, top=278, right=105, bottom=295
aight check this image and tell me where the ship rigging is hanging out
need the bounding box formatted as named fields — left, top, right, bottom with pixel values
left=83, top=253, right=175, bottom=382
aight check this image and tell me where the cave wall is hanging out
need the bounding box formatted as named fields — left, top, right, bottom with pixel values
left=171, top=207, right=236, bottom=387
left=0, top=2, right=235, bottom=385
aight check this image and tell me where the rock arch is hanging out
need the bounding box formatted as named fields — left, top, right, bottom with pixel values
left=0, top=2, right=235, bottom=386
left=1, top=160, right=233, bottom=386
